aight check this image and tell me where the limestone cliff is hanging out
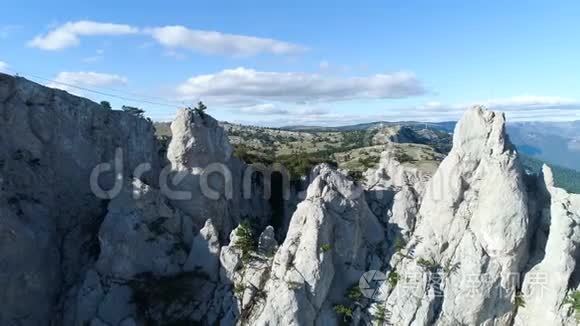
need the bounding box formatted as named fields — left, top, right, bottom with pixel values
left=1, top=73, right=579, bottom=326
left=0, top=73, right=160, bottom=325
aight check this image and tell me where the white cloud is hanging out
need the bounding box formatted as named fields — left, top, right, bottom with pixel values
left=176, top=67, right=425, bottom=105
left=237, top=104, right=289, bottom=115
left=47, top=71, right=128, bottom=92
left=147, top=26, right=307, bottom=56
left=234, top=104, right=331, bottom=116
left=28, top=22, right=306, bottom=57
left=319, top=60, right=330, bottom=70
left=0, top=61, right=8, bottom=73
left=295, top=107, right=330, bottom=115
left=232, top=95, right=580, bottom=127
left=477, top=95, right=577, bottom=108
left=419, top=96, right=580, bottom=122
left=28, top=21, right=138, bottom=50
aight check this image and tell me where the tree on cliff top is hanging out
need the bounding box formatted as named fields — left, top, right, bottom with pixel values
left=100, top=101, right=112, bottom=110
left=194, top=101, right=207, bottom=114
left=122, top=105, right=145, bottom=117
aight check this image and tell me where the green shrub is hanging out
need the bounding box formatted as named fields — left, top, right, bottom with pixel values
left=320, top=244, right=332, bottom=252
left=347, top=285, right=363, bottom=302
left=374, top=304, right=390, bottom=325
left=232, top=144, right=274, bottom=165
left=287, top=281, right=302, bottom=290
left=564, top=290, right=580, bottom=321
left=514, top=291, right=526, bottom=308
left=342, top=130, right=369, bottom=148
left=443, top=261, right=461, bottom=277
left=417, top=257, right=439, bottom=271
left=194, top=101, right=207, bottom=114
left=234, top=283, right=245, bottom=296
left=333, top=304, right=353, bottom=320
left=393, top=237, right=406, bottom=252
left=122, top=105, right=144, bottom=117
left=394, top=152, right=415, bottom=163
left=347, top=170, right=365, bottom=182
left=100, top=101, right=111, bottom=110
left=388, top=270, right=400, bottom=288
left=358, top=155, right=379, bottom=169
left=276, top=152, right=337, bottom=182
left=234, top=221, right=257, bottom=263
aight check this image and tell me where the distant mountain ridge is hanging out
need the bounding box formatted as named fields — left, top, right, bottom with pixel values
left=282, top=119, right=580, bottom=172
left=507, top=121, right=580, bottom=171
left=280, top=121, right=457, bottom=132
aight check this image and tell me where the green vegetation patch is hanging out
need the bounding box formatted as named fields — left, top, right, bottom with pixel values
left=233, top=220, right=258, bottom=263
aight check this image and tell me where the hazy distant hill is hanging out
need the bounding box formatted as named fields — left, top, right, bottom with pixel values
left=507, top=121, right=580, bottom=171
left=520, top=155, right=580, bottom=193
left=280, top=121, right=457, bottom=132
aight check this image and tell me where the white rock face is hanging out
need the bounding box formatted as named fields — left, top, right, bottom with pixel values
left=0, top=74, right=160, bottom=325
left=96, top=179, right=193, bottom=279
left=514, top=165, right=580, bottom=326
left=250, top=164, right=386, bottom=325
left=74, top=179, right=243, bottom=326
left=258, top=225, right=278, bottom=255
left=3, top=72, right=580, bottom=326
left=165, top=108, right=271, bottom=237
left=168, top=108, right=232, bottom=169
left=366, top=151, right=433, bottom=241
left=72, top=107, right=276, bottom=326
left=184, top=219, right=221, bottom=281
left=74, top=179, right=190, bottom=325
left=384, top=106, right=530, bottom=325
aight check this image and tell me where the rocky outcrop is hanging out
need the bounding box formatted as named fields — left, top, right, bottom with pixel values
left=2, top=72, right=580, bottom=326
left=0, top=73, right=160, bottom=325
left=70, top=106, right=276, bottom=325
left=514, top=166, right=580, bottom=326
left=168, top=108, right=233, bottom=169
left=365, top=150, right=432, bottom=241
left=382, top=106, right=530, bottom=325
left=165, top=108, right=271, bottom=238
left=73, top=179, right=233, bottom=325
left=247, top=164, right=386, bottom=325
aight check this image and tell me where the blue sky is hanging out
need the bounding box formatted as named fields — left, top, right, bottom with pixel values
left=1, top=0, right=580, bottom=125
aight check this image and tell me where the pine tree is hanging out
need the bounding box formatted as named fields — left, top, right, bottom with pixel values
left=195, top=101, right=207, bottom=113
left=122, top=105, right=145, bottom=117
left=100, top=101, right=112, bottom=110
